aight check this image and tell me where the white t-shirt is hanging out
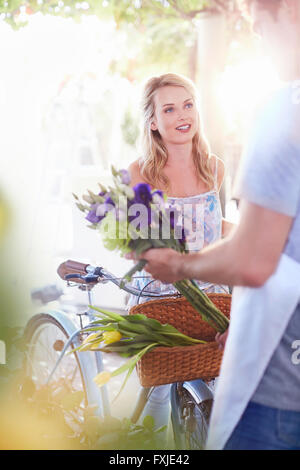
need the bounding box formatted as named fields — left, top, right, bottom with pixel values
left=235, top=83, right=300, bottom=410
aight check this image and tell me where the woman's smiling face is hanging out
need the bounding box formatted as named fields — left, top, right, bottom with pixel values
left=151, top=85, right=198, bottom=145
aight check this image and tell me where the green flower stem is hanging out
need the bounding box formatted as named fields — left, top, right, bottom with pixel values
left=121, top=259, right=148, bottom=287
left=174, top=280, right=229, bottom=334
left=180, top=280, right=227, bottom=328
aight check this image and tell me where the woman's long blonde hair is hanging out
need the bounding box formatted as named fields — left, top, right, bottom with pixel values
left=139, top=73, right=214, bottom=191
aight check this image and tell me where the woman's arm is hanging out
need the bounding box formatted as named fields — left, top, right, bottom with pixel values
left=211, top=156, right=237, bottom=238
left=222, top=218, right=236, bottom=238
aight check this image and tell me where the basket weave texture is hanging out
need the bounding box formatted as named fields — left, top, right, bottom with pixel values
left=129, top=294, right=231, bottom=387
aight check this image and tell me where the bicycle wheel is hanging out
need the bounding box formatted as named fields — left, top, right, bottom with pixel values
left=24, top=313, right=87, bottom=428
left=171, top=383, right=213, bottom=450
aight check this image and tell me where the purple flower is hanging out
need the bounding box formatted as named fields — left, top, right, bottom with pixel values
left=120, top=169, right=131, bottom=185
left=133, top=183, right=153, bottom=206
left=104, top=196, right=116, bottom=210
left=85, top=197, right=114, bottom=225
left=86, top=206, right=104, bottom=224
left=152, top=189, right=163, bottom=199
left=152, top=190, right=165, bottom=208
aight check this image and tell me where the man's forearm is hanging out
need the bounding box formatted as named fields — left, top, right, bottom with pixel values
left=179, top=237, right=244, bottom=286
left=140, top=202, right=290, bottom=287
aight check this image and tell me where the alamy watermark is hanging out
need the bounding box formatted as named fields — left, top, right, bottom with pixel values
left=0, top=339, right=6, bottom=365
left=291, top=340, right=300, bottom=365
left=97, top=197, right=204, bottom=251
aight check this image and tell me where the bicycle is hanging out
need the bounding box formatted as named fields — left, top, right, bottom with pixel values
left=24, top=259, right=221, bottom=450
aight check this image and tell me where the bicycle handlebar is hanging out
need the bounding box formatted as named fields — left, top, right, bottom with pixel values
left=57, top=260, right=90, bottom=283
left=57, top=260, right=223, bottom=299
left=57, top=260, right=178, bottom=299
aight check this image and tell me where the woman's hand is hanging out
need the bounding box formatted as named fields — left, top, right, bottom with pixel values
left=125, top=248, right=185, bottom=283
left=215, top=329, right=229, bottom=350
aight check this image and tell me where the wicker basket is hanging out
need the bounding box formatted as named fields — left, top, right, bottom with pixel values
left=129, top=293, right=231, bottom=387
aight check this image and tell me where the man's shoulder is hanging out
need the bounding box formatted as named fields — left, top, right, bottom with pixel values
left=255, top=84, right=298, bottom=137
left=235, top=85, right=300, bottom=217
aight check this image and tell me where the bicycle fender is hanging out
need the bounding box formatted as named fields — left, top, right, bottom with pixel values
left=181, top=379, right=213, bottom=404
left=39, top=309, right=83, bottom=345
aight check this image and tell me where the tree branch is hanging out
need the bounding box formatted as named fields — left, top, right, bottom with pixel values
left=167, top=0, right=220, bottom=20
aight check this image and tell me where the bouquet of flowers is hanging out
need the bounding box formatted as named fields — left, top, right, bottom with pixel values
left=74, top=166, right=229, bottom=333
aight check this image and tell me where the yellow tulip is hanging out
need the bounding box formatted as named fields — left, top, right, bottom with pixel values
left=82, top=332, right=101, bottom=345
left=93, top=371, right=111, bottom=387
left=89, top=340, right=103, bottom=350
left=102, top=331, right=122, bottom=345
left=77, top=343, right=93, bottom=352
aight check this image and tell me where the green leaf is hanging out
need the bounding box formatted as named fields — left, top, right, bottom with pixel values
left=123, top=314, right=167, bottom=331
left=142, top=415, right=155, bottom=430
left=155, top=425, right=168, bottom=434
left=89, top=306, right=124, bottom=322
left=134, top=239, right=153, bottom=256
left=111, top=343, right=157, bottom=401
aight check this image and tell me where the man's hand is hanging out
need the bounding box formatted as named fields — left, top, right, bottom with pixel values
left=126, top=248, right=185, bottom=283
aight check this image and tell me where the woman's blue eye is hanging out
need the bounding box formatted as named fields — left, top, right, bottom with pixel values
left=165, top=107, right=173, bottom=113
left=185, top=102, right=193, bottom=109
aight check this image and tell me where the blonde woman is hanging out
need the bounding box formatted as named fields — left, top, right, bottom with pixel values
left=127, top=72, right=233, bottom=435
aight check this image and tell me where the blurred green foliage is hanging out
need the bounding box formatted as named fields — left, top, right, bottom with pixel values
left=0, top=190, right=31, bottom=382
left=121, top=108, right=140, bottom=147
left=0, top=358, right=168, bottom=449
left=0, top=1, right=251, bottom=82
left=0, top=1, right=242, bottom=29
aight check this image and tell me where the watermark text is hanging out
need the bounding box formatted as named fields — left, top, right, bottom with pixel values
left=291, top=340, right=300, bottom=365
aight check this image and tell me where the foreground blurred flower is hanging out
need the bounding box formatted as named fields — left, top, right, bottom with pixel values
left=120, top=169, right=131, bottom=185
left=93, top=371, right=111, bottom=387
left=0, top=194, right=10, bottom=242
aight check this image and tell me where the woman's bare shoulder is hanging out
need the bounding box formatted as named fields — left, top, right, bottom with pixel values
left=128, top=159, right=146, bottom=186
